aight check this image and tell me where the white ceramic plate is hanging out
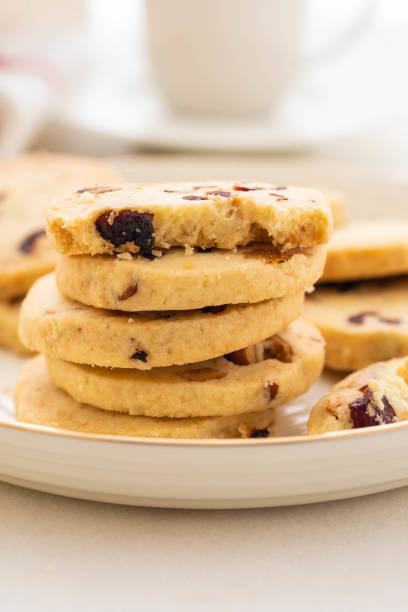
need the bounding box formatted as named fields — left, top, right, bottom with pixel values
left=3, top=364, right=408, bottom=509
left=1, top=159, right=408, bottom=509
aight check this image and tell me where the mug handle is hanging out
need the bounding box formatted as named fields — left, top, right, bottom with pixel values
left=305, top=1, right=377, bottom=64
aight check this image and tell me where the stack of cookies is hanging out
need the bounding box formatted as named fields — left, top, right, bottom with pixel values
left=17, top=181, right=332, bottom=439
left=0, top=152, right=121, bottom=354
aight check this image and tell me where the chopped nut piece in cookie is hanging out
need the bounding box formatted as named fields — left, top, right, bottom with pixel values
left=265, top=382, right=279, bottom=402
left=118, top=283, right=138, bottom=301
left=225, top=343, right=264, bottom=365
left=116, top=252, right=133, bottom=261
left=264, top=335, right=294, bottom=363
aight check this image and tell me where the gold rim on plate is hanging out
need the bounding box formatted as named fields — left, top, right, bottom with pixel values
left=1, top=417, right=408, bottom=447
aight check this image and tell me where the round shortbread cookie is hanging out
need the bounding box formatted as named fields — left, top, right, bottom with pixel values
left=326, top=190, right=346, bottom=228
left=46, top=180, right=332, bottom=255
left=321, top=221, right=408, bottom=282
left=45, top=318, right=324, bottom=418
left=308, top=358, right=408, bottom=434
left=56, top=243, right=326, bottom=311
left=0, top=151, right=122, bottom=299
left=20, top=274, right=304, bottom=369
left=0, top=298, right=32, bottom=355
left=305, top=278, right=408, bottom=371
left=15, top=356, right=275, bottom=439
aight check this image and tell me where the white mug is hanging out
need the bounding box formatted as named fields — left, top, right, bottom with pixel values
left=145, top=0, right=373, bottom=118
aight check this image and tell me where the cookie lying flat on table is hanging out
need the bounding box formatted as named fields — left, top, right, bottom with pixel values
left=308, top=358, right=408, bottom=434
left=321, top=221, right=408, bottom=282
left=16, top=355, right=275, bottom=439
left=56, top=244, right=326, bottom=311
left=46, top=181, right=332, bottom=254
left=0, top=298, right=32, bottom=355
left=20, top=274, right=304, bottom=369
left=0, top=152, right=122, bottom=299
left=45, top=318, right=324, bottom=418
left=305, top=278, right=408, bottom=371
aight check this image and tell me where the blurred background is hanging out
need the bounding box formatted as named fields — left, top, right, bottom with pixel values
left=0, top=0, right=407, bottom=179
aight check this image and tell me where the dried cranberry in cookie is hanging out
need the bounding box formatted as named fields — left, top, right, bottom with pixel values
left=349, top=385, right=396, bottom=428
left=95, top=210, right=154, bottom=255
left=305, top=278, right=408, bottom=371
left=308, top=359, right=406, bottom=435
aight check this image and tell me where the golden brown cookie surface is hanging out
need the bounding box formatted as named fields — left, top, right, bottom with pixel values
left=45, top=318, right=324, bottom=418
left=47, top=180, right=332, bottom=254
left=15, top=355, right=275, bottom=439
left=20, top=274, right=304, bottom=369
left=56, top=244, right=326, bottom=311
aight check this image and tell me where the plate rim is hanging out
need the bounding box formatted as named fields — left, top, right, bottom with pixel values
left=2, top=416, right=408, bottom=448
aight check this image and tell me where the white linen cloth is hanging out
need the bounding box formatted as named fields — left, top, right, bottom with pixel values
left=0, top=53, right=57, bottom=156
left=0, top=0, right=86, bottom=156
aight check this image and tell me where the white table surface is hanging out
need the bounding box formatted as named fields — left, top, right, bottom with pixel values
left=3, top=147, right=408, bottom=611
left=1, top=480, right=408, bottom=611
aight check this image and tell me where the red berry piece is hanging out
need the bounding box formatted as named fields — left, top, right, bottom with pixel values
left=349, top=385, right=396, bottom=428
left=95, top=210, right=154, bottom=255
